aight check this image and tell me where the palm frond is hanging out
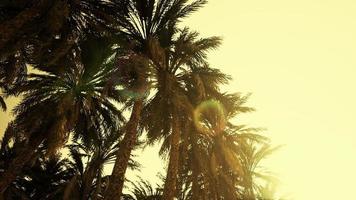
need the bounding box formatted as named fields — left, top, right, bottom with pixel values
left=0, top=96, right=6, bottom=111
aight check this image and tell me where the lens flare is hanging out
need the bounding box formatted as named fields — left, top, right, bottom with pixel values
left=193, top=99, right=226, bottom=135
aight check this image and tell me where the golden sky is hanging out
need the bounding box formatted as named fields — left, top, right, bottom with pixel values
left=182, top=0, right=356, bottom=199
left=2, top=0, right=356, bottom=199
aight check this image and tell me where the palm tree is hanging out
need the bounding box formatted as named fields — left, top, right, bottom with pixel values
left=0, top=122, right=27, bottom=181
left=239, top=140, right=281, bottom=199
left=170, top=95, right=246, bottom=199
left=64, top=125, right=141, bottom=200
left=0, top=56, right=26, bottom=111
left=0, top=124, right=74, bottom=200
left=105, top=1, right=208, bottom=199
left=0, top=36, right=125, bottom=193
left=62, top=144, right=142, bottom=200
left=0, top=1, right=127, bottom=116
left=137, top=28, right=221, bottom=200
left=0, top=0, right=127, bottom=75
left=122, top=178, right=163, bottom=200
left=177, top=88, right=280, bottom=200
left=154, top=58, right=253, bottom=199
left=0, top=96, right=5, bottom=111
left=13, top=155, right=74, bottom=200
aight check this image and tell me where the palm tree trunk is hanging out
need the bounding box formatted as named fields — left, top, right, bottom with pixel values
left=0, top=137, right=42, bottom=194
left=162, top=111, right=181, bottom=200
left=104, top=100, right=143, bottom=200
left=176, top=122, right=189, bottom=199
left=191, top=166, right=200, bottom=200
left=92, top=169, right=102, bottom=200
left=82, top=164, right=97, bottom=200
left=63, top=175, right=79, bottom=200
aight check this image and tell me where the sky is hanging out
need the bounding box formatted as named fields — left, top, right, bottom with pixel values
left=1, top=0, right=356, bottom=199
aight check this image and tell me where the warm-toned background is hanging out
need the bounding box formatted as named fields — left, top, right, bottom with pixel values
left=2, top=0, right=356, bottom=199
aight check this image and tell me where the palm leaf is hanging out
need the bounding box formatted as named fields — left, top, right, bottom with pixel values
left=0, top=96, right=6, bottom=111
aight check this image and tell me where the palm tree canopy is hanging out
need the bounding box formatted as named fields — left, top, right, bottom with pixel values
left=0, top=0, right=128, bottom=93
left=116, top=0, right=207, bottom=51
left=123, top=177, right=163, bottom=200
left=9, top=36, right=125, bottom=154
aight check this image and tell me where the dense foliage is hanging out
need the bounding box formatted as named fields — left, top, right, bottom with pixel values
left=0, top=0, right=279, bottom=199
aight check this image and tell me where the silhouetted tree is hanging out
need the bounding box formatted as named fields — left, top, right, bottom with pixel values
left=0, top=36, right=125, bottom=193
left=105, top=1, right=209, bottom=199
left=0, top=1, right=281, bottom=200
left=122, top=178, right=163, bottom=200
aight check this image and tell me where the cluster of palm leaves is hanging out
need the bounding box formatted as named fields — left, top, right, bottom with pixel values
left=0, top=0, right=280, bottom=199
